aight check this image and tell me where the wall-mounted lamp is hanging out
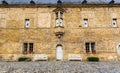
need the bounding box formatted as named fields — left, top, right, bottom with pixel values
left=57, top=34, right=63, bottom=38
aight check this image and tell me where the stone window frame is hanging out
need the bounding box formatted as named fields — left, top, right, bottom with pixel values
left=84, top=18, right=88, bottom=27
left=23, top=43, right=34, bottom=54
left=85, top=42, right=96, bottom=54
left=25, top=19, right=30, bottom=28
left=112, top=18, right=117, bottom=27
left=55, top=11, right=63, bottom=27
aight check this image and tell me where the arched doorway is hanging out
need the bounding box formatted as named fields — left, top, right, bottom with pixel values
left=56, top=45, right=63, bottom=60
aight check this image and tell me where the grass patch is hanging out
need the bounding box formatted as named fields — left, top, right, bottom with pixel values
left=18, top=57, right=32, bottom=62
left=87, top=57, right=99, bottom=62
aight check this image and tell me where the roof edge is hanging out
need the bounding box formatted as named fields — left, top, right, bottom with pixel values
left=0, top=3, right=120, bottom=8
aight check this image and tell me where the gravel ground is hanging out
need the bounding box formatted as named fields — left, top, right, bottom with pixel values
left=0, top=61, right=120, bottom=73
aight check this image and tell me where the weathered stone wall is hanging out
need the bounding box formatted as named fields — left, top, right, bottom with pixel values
left=0, top=6, right=120, bottom=61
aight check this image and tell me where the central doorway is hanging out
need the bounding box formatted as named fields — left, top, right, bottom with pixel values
left=56, top=45, right=63, bottom=60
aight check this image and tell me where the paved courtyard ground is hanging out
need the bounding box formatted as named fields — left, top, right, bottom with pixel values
left=0, top=61, right=120, bottom=73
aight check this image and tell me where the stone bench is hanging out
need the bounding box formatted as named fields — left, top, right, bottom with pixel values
left=33, top=54, right=48, bottom=61
left=68, top=54, right=82, bottom=61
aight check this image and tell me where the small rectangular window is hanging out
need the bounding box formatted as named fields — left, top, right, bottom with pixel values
left=23, top=43, right=34, bottom=54
left=85, top=42, right=96, bottom=54
left=25, top=19, right=30, bottom=28
left=56, top=12, right=58, bottom=19
left=55, top=11, right=64, bottom=27
left=23, top=43, right=28, bottom=54
left=60, top=12, right=63, bottom=19
left=59, top=19, right=63, bottom=26
left=85, top=42, right=90, bottom=53
left=91, top=42, right=96, bottom=54
left=112, top=18, right=117, bottom=27
left=56, top=19, right=59, bottom=26
left=84, top=19, right=88, bottom=27
left=29, top=43, right=33, bottom=54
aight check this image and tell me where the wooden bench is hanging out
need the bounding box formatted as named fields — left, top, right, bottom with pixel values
left=68, top=54, right=82, bottom=61
left=33, top=54, right=48, bottom=61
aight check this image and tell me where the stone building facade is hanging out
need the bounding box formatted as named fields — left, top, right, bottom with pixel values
left=0, top=0, right=120, bottom=61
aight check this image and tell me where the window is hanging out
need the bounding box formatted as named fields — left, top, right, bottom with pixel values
left=56, top=12, right=58, bottom=19
left=29, top=43, right=33, bottom=54
left=85, top=42, right=90, bottom=53
left=59, top=12, right=63, bottom=26
left=25, top=19, right=30, bottom=28
left=56, top=19, right=59, bottom=26
left=23, top=43, right=34, bottom=54
left=59, top=19, right=63, bottom=26
left=55, top=11, right=63, bottom=27
left=91, top=42, right=95, bottom=53
left=112, top=18, right=117, bottom=27
left=60, top=12, right=63, bottom=19
left=85, top=42, right=96, bottom=54
left=84, top=19, right=88, bottom=27
left=56, top=12, right=59, bottom=26
left=23, top=43, right=28, bottom=54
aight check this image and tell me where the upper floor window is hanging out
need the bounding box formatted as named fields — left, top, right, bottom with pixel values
left=84, top=18, right=88, bottom=27
left=56, top=19, right=59, bottom=27
left=60, top=12, right=63, bottom=19
left=112, top=18, right=117, bottom=27
left=59, top=18, right=63, bottom=26
left=25, top=19, right=30, bottom=28
left=55, top=11, right=63, bottom=27
left=56, top=12, right=58, bottom=19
